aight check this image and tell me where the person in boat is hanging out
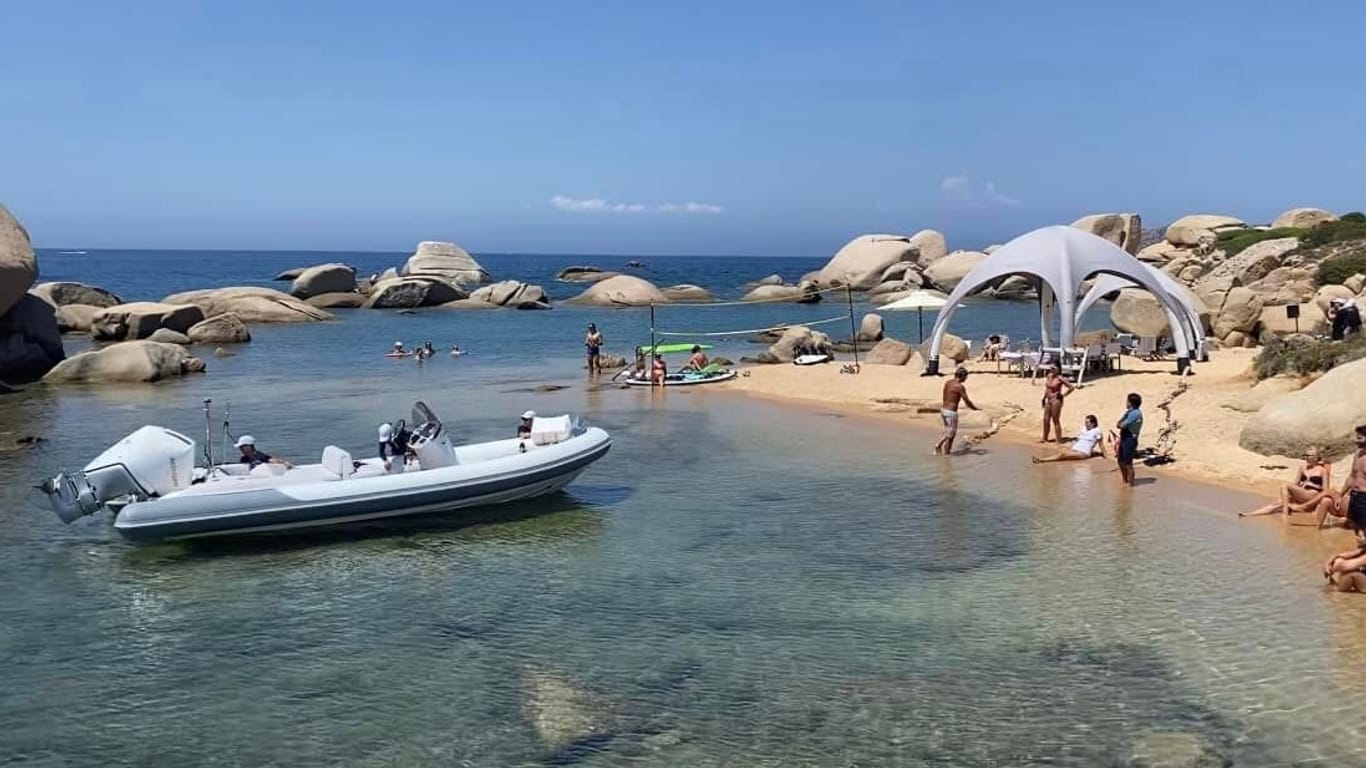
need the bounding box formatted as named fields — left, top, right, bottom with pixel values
left=682, top=345, right=709, bottom=372
left=517, top=410, right=536, bottom=439
left=1041, top=365, right=1075, bottom=444
left=1032, top=415, right=1105, bottom=464
left=378, top=422, right=407, bottom=474
left=392, top=341, right=408, bottom=356
left=651, top=353, right=668, bottom=386
left=933, top=367, right=979, bottom=456
left=1240, top=446, right=1335, bottom=521
left=626, top=348, right=648, bottom=380
left=585, top=323, right=604, bottom=374
left=235, top=435, right=292, bottom=469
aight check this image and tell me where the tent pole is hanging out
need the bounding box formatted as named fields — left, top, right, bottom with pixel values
left=846, top=286, right=860, bottom=367
left=649, top=302, right=656, bottom=355
left=918, top=308, right=924, bottom=344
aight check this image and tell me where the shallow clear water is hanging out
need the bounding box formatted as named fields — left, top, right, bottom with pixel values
left=4, top=250, right=1364, bottom=766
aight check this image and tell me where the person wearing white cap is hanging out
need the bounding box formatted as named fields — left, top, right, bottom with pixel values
left=517, top=411, right=536, bottom=439
left=378, top=422, right=406, bottom=474
left=235, top=435, right=292, bottom=469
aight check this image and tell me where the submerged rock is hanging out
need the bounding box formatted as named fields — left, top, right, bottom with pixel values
left=44, top=340, right=205, bottom=383
left=521, top=668, right=603, bottom=750
left=661, top=284, right=714, bottom=303
left=188, top=313, right=251, bottom=344
left=147, top=328, right=191, bottom=345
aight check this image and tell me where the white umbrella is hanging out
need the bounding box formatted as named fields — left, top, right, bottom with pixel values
left=880, top=289, right=951, bottom=343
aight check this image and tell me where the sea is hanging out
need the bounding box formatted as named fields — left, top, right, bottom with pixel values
left=2, top=248, right=1364, bottom=766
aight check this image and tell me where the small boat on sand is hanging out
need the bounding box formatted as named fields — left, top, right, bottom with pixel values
left=40, top=401, right=611, bottom=542
left=623, top=342, right=736, bottom=386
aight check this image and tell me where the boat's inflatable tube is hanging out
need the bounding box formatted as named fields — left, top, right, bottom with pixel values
left=623, top=370, right=738, bottom=387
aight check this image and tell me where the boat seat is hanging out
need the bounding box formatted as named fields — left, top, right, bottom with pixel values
left=321, top=446, right=355, bottom=479
left=530, top=415, right=572, bottom=446
left=249, top=462, right=289, bottom=478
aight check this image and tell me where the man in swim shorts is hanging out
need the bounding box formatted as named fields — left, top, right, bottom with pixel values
left=934, top=366, right=979, bottom=456
left=1339, top=425, right=1366, bottom=531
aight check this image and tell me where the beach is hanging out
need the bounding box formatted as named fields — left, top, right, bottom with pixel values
left=724, top=347, right=1332, bottom=496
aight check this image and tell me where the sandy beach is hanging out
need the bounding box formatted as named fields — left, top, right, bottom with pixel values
left=723, top=348, right=1341, bottom=499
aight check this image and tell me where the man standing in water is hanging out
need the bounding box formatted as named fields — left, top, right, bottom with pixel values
left=934, top=366, right=979, bottom=456
left=1113, top=392, right=1143, bottom=486
left=584, top=323, right=603, bottom=375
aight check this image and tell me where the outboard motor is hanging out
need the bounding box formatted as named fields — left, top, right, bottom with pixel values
left=407, top=401, right=457, bottom=469
left=40, top=426, right=196, bottom=523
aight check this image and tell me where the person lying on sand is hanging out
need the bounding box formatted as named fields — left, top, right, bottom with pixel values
left=1240, top=447, right=1335, bottom=522
left=1032, top=415, right=1104, bottom=464
left=1324, top=527, right=1366, bottom=593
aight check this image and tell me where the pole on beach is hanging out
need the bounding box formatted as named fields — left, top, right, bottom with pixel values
left=918, top=308, right=924, bottom=344
left=846, top=286, right=860, bottom=368
left=649, top=302, right=656, bottom=356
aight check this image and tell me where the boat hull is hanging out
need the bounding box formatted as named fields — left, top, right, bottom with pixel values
left=623, top=370, right=737, bottom=387
left=112, top=430, right=611, bottom=542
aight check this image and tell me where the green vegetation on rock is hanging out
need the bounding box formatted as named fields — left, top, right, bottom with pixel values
left=1254, top=334, right=1366, bottom=380
left=1215, top=227, right=1306, bottom=257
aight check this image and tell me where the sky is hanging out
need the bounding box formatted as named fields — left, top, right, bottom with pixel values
left=2, top=1, right=1365, bottom=257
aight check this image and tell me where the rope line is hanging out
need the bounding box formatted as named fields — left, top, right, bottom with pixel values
left=654, top=314, right=850, bottom=338
left=649, top=283, right=855, bottom=309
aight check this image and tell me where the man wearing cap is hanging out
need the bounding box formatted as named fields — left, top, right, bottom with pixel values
left=378, top=422, right=408, bottom=474
left=236, top=435, right=292, bottom=469
left=584, top=323, right=603, bottom=374
left=517, top=411, right=536, bottom=439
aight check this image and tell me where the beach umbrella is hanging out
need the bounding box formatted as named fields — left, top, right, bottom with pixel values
left=880, top=290, right=951, bottom=343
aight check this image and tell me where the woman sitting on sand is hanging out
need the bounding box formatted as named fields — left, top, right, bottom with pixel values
left=1032, top=415, right=1104, bottom=463
left=1324, top=528, right=1366, bottom=593
left=1041, top=366, right=1075, bottom=444
left=1240, top=447, right=1336, bottom=521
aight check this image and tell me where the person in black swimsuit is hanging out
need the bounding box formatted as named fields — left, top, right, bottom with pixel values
left=1240, top=446, right=1333, bottom=520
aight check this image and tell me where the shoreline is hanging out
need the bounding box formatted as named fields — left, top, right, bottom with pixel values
left=713, top=349, right=1360, bottom=544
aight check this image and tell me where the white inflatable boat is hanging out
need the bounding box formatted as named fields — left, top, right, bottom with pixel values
left=40, top=401, right=611, bottom=542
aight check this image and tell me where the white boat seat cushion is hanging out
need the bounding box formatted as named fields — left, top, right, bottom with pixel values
left=321, top=445, right=355, bottom=478
left=530, top=415, right=572, bottom=446
left=249, top=462, right=289, bottom=478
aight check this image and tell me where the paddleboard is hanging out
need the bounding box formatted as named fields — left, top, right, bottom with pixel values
left=793, top=354, right=831, bottom=366
left=385, top=352, right=412, bottom=358
left=623, top=370, right=738, bottom=387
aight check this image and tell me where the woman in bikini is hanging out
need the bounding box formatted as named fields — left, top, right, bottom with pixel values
left=1040, top=366, right=1074, bottom=444
left=1240, top=447, right=1335, bottom=519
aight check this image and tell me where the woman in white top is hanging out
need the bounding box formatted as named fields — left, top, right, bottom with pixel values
left=1031, top=415, right=1105, bottom=464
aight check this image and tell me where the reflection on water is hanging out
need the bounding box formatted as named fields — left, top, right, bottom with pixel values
left=3, top=370, right=1366, bottom=766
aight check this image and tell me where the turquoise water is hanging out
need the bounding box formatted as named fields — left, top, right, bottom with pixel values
left=3, top=250, right=1365, bottom=766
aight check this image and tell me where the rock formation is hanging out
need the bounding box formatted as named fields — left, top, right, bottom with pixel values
left=402, top=241, right=489, bottom=285
left=147, top=328, right=191, bottom=344
left=188, top=313, right=252, bottom=344
left=865, top=337, right=912, bottom=365
left=1272, top=207, right=1336, bottom=229
left=31, top=281, right=123, bottom=308
left=56, top=304, right=102, bottom=334
left=739, top=282, right=821, bottom=303
left=1071, top=213, right=1142, bottom=255
left=44, top=340, right=206, bottom=384
left=164, top=287, right=333, bottom=323
left=305, top=292, right=367, bottom=309
left=817, top=230, right=947, bottom=289
left=756, top=325, right=833, bottom=363
left=565, top=275, right=667, bottom=307
left=556, top=266, right=618, bottom=283
left=91, top=302, right=205, bottom=341
left=661, top=284, right=714, bottom=303
left=447, top=280, right=550, bottom=309
left=289, top=263, right=356, bottom=299
left=923, top=251, right=987, bottom=293
left=364, top=276, right=468, bottom=309
left=0, top=204, right=65, bottom=381
left=1163, top=214, right=1246, bottom=246
left=858, top=313, right=884, bottom=342
left=1240, top=358, right=1366, bottom=458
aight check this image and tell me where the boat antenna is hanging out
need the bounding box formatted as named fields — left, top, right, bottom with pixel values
left=221, top=400, right=232, bottom=473
left=202, top=398, right=213, bottom=470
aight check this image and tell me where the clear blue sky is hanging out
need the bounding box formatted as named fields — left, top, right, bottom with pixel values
left=2, top=1, right=1364, bottom=256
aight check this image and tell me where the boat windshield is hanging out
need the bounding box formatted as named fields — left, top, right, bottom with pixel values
left=411, top=401, right=442, bottom=428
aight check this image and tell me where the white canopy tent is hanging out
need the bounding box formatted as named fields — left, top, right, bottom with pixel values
left=922, top=226, right=1202, bottom=375
left=1074, top=266, right=1208, bottom=360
